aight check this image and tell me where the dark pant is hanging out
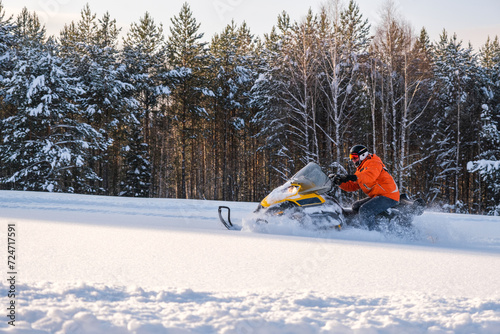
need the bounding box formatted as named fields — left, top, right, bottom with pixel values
left=352, top=196, right=398, bottom=230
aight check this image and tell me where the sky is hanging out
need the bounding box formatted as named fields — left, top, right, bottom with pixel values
left=2, top=0, right=500, bottom=51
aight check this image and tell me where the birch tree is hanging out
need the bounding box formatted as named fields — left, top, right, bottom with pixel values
left=371, top=0, right=433, bottom=193
left=319, top=0, right=370, bottom=167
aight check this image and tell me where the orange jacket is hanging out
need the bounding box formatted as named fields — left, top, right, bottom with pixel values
left=339, top=154, right=400, bottom=202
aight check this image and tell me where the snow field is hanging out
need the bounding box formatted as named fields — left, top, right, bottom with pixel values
left=0, top=191, right=498, bottom=333
left=12, top=283, right=500, bottom=333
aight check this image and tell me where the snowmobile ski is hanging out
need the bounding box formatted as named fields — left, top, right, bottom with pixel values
left=218, top=206, right=241, bottom=230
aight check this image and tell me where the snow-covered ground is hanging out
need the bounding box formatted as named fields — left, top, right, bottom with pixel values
left=0, top=190, right=499, bottom=333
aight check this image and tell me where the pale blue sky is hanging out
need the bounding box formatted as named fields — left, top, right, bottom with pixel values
left=3, top=0, right=500, bottom=50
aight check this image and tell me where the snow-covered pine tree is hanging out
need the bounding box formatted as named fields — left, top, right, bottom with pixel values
left=167, top=2, right=208, bottom=199
left=60, top=5, right=137, bottom=194
left=0, top=1, right=14, bottom=59
left=0, top=0, right=16, bottom=123
left=467, top=104, right=500, bottom=215
left=233, top=22, right=261, bottom=202
left=432, top=31, right=483, bottom=211
left=0, top=38, right=106, bottom=192
left=119, top=124, right=151, bottom=197
left=208, top=21, right=257, bottom=201
left=123, top=11, right=166, bottom=143
left=468, top=36, right=500, bottom=214
left=122, top=11, right=167, bottom=197
left=250, top=15, right=294, bottom=184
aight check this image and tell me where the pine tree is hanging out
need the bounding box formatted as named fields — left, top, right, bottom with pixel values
left=208, top=21, right=257, bottom=200
left=14, top=7, right=45, bottom=47
left=467, top=104, right=500, bottom=215
left=119, top=124, right=151, bottom=197
left=0, top=1, right=16, bottom=122
left=60, top=4, right=137, bottom=194
left=432, top=31, right=483, bottom=211
left=167, top=2, right=208, bottom=199
left=0, top=1, right=14, bottom=56
left=468, top=35, right=500, bottom=214
left=0, top=39, right=106, bottom=192
left=480, top=36, right=500, bottom=132
left=250, top=21, right=293, bottom=192
left=122, top=11, right=168, bottom=197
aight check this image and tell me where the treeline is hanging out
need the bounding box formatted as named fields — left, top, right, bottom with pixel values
left=0, top=1, right=499, bottom=214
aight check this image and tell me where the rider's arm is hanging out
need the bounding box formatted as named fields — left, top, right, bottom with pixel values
left=339, top=180, right=360, bottom=192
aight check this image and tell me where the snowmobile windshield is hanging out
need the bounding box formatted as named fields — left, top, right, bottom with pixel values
left=289, top=162, right=332, bottom=194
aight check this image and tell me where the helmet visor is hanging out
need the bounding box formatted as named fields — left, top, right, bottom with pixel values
left=349, top=153, right=359, bottom=163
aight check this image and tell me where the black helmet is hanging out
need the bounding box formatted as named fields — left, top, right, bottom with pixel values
left=349, top=145, right=369, bottom=166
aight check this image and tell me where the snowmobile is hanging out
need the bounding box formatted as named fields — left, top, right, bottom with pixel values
left=218, top=162, right=425, bottom=232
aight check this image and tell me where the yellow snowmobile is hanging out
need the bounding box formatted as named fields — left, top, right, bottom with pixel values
left=218, top=162, right=342, bottom=230
left=218, top=162, right=425, bottom=231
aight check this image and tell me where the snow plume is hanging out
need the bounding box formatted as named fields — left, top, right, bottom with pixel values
left=264, top=181, right=296, bottom=203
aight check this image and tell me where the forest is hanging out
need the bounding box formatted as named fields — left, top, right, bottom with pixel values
left=0, top=0, right=499, bottom=214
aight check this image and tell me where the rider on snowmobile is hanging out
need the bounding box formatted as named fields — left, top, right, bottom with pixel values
left=331, top=145, right=400, bottom=230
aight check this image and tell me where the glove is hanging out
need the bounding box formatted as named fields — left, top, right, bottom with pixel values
left=329, top=174, right=357, bottom=186
left=329, top=173, right=342, bottom=186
